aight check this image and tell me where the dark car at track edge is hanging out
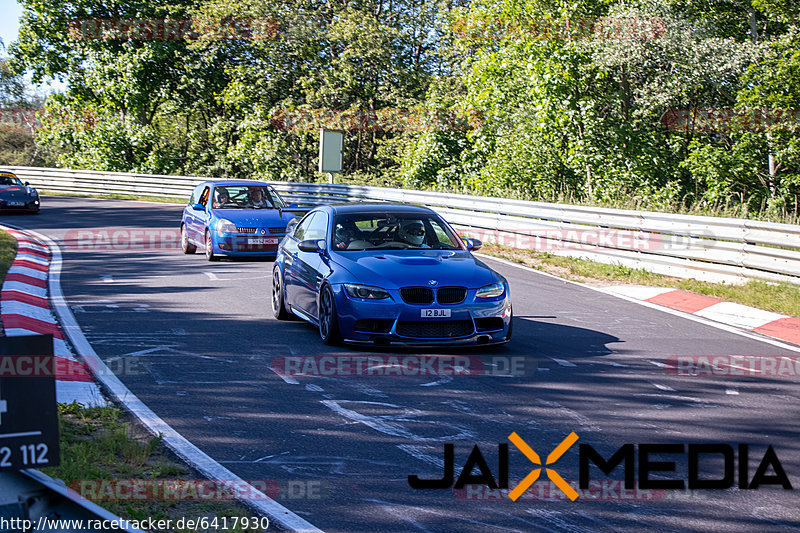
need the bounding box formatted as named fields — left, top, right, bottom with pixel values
left=0, top=170, right=40, bottom=213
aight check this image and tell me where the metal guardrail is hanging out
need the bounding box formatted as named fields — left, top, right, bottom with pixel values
left=0, top=469, right=146, bottom=532
left=6, top=166, right=800, bottom=285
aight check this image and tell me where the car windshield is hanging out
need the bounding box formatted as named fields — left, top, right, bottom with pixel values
left=332, top=213, right=464, bottom=251
left=211, top=185, right=285, bottom=209
left=0, top=175, right=24, bottom=187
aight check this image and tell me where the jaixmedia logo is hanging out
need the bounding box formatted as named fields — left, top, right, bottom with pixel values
left=408, top=433, right=792, bottom=501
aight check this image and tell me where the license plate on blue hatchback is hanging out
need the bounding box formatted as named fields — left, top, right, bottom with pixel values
left=421, top=309, right=451, bottom=318
left=247, top=237, right=278, bottom=245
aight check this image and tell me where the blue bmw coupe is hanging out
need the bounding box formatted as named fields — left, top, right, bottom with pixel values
left=271, top=203, right=512, bottom=346
left=181, top=180, right=298, bottom=260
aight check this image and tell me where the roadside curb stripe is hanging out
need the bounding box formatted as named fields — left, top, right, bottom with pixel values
left=8, top=265, right=49, bottom=280
left=15, top=248, right=50, bottom=259
left=1, top=281, right=47, bottom=298
left=12, top=259, right=48, bottom=272
left=695, top=301, right=786, bottom=330
left=4, top=272, right=47, bottom=288
left=603, top=285, right=800, bottom=347
left=3, top=314, right=66, bottom=339
left=753, top=317, right=800, bottom=345
left=645, top=290, right=722, bottom=313
left=1, top=290, right=50, bottom=308
left=1, top=300, right=57, bottom=323
left=14, top=253, right=49, bottom=266
left=0, top=224, right=103, bottom=407
left=18, top=243, right=50, bottom=253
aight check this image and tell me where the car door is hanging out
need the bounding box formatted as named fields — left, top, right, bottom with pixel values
left=284, top=212, right=316, bottom=314
left=187, top=186, right=211, bottom=243
left=183, top=185, right=203, bottom=243
left=292, top=211, right=330, bottom=317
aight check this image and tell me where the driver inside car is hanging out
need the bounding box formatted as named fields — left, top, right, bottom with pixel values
left=249, top=187, right=271, bottom=208
left=334, top=220, right=362, bottom=249
left=397, top=219, right=428, bottom=247
left=213, top=188, right=230, bottom=208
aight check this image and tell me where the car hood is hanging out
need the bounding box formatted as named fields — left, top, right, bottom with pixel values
left=331, top=250, right=497, bottom=289
left=0, top=186, right=33, bottom=200
left=210, top=208, right=296, bottom=227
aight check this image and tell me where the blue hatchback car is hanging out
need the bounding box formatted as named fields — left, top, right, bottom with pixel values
left=181, top=181, right=298, bottom=261
left=271, top=203, right=512, bottom=346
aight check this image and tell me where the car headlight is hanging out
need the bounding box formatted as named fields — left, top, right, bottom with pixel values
left=344, top=284, right=390, bottom=300
left=216, top=219, right=236, bottom=236
left=476, top=281, right=505, bottom=298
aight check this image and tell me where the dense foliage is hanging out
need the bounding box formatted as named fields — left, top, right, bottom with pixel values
left=0, top=38, right=50, bottom=166
left=5, top=0, right=800, bottom=218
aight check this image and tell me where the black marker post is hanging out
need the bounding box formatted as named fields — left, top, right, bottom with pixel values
left=0, top=334, right=60, bottom=471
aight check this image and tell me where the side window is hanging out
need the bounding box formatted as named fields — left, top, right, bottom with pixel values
left=199, top=187, right=210, bottom=207
left=293, top=213, right=317, bottom=242
left=305, top=212, right=329, bottom=241
left=428, top=219, right=459, bottom=249
left=267, top=188, right=286, bottom=208
left=189, top=185, right=202, bottom=205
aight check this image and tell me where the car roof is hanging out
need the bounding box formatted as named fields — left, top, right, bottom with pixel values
left=199, top=180, right=275, bottom=187
left=323, top=202, right=436, bottom=215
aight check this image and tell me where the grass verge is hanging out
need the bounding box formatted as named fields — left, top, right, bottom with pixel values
left=0, top=229, right=18, bottom=284
left=480, top=243, right=800, bottom=317
left=42, top=402, right=264, bottom=533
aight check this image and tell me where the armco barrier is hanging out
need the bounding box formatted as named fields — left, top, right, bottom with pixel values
left=6, top=166, right=800, bottom=285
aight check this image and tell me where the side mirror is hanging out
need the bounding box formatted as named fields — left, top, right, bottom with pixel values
left=192, top=203, right=205, bottom=211
left=298, top=239, right=325, bottom=253
left=288, top=203, right=299, bottom=208
left=285, top=217, right=299, bottom=235
left=24, top=181, right=30, bottom=186
left=464, top=238, right=482, bottom=251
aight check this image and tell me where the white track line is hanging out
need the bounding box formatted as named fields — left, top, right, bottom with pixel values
left=22, top=227, right=322, bottom=533
left=548, top=357, right=577, bottom=367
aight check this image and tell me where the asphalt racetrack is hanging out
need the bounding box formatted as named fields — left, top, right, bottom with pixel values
left=8, top=196, right=800, bottom=532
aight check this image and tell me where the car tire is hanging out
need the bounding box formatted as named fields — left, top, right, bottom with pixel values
left=205, top=230, right=219, bottom=262
left=318, top=284, right=342, bottom=345
left=272, top=267, right=290, bottom=320
left=181, top=225, right=196, bottom=254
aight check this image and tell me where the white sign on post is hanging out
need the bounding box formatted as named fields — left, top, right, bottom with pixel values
left=319, top=129, right=343, bottom=182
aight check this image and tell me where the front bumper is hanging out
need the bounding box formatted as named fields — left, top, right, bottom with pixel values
left=0, top=199, right=39, bottom=212
left=213, top=232, right=285, bottom=256
left=332, top=284, right=512, bottom=346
